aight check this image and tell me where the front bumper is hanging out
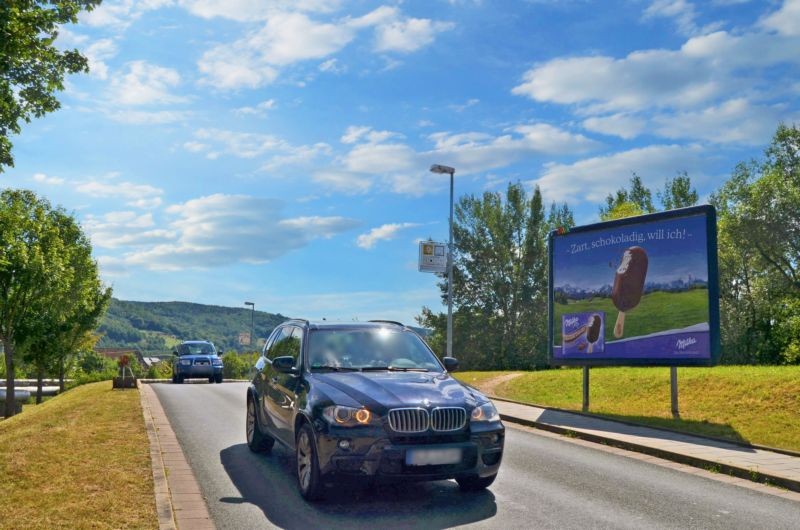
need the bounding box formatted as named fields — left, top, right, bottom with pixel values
left=315, top=422, right=504, bottom=482
left=175, top=364, right=223, bottom=377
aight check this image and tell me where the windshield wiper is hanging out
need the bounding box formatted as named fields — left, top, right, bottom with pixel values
left=311, top=365, right=360, bottom=372
left=359, top=365, right=429, bottom=372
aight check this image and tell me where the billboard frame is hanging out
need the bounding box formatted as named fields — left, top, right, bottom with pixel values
left=547, top=205, right=720, bottom=367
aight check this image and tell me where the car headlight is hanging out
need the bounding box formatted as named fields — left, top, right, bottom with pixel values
left=322, top=405, right=375, bottom=427
left=212, top=359, right=223, bottom=366
left=471, top=402, right=500, bottom=422
left=179, top=359, right=192, bottom=366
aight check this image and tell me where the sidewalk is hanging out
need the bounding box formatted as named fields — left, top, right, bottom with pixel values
left=493, top=398, right=800, bottom=493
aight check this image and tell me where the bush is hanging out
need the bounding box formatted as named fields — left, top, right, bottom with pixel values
left=146, top=361, right=172, bottom=379
left=222, top=352, right=258, bottom=379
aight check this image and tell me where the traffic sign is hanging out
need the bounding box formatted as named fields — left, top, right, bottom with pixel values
left=419, top=241, right=447, bottom=273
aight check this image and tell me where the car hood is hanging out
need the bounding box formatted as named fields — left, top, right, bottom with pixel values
left=312, top=371, right=487, bottom=412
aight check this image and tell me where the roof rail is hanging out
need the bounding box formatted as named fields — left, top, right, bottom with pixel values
left=286, top=318, right=309, bottom=325
left=368, top=319, right=406, bottom=327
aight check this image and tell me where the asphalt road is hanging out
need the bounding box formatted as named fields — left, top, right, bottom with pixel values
left=152, top=382, right=800, bottom=529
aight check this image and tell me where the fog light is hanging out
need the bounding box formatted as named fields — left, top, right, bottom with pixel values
left=491, top=433, right=500, bottom=444
left=338, top=439, right=351, bottom=450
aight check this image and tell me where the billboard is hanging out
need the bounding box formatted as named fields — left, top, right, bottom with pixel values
left=548, top=205, right=720, bottom=366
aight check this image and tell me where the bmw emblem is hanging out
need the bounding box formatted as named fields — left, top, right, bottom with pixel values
left=422, top=398, right=431, bottom=407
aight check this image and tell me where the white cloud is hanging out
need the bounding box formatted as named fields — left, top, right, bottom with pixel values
left=185, top=128, right=331, bottom=168
left=373, top=17, right=455, bottom=53
left=84, top=38, right=118, bottom=80
left=652, top=98, right=791, bottom=144
left=533, top=144, right=709, bottom=203
left=234, top=99, right=276, bottom=116
left=512, top=28, right=800, bottom=114
left=178, top=0, right=341, bottom=22
left=643, top=0, right=721, bottom=36
left=83, top=211, right=176, bottom=248
left=81, top=0, right=173, bottom=30
left=336, top=122, right=598, bottom=195
left=110, top=61, right=185, bottom=106
left=760, top=0, right=800, bottom=36
left=32, top=173, right=65, bottom=185
left=357, top=222, right=421, bottom=249
left=318, top=58, right=346, bottom=73
left=122, top=194, right=359, bottom=270
left=197, top=7, right=453, bottom=89
left=449, top=98, right=480, bottom=112
left=76, top=179, right=164, bottom=209
left=312, top=171, right=373, bottom=194
left=105, top=109, right=191, bottom=124
left=582, top=114, right=647, bottom=139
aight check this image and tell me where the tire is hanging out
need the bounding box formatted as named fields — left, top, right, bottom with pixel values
left=172, top=374, right=177, bottom=384
left=208, top=377, right=214, bottom=383
left=176, top=375, right=184, bottom=384
left=246, top=396, right=274, bottom=453
left=296, top=423, right=324, bottom=501
left=215, top=373, right=223, bottom=384
left=456, top=473, right=497, bottom=492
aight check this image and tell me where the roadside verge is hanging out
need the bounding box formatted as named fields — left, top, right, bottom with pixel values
left=492, top=397, right=800, bottom=494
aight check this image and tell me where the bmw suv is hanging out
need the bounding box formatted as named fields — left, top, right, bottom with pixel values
left=245, top=320, right=504, bottom=501
left=172, top=340, right=224, bottom=384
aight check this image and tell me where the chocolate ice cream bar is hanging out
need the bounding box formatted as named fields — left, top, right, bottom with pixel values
left=611, top=246, right=648, bottom=338
left=586, top=314, right=601, bottom=353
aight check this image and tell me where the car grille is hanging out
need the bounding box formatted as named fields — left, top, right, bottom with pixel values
left=430, top=407, right=467, bottom=431
left=388, top=407, right=467, bottom=433
left=388, top=408, right=428, bottom=433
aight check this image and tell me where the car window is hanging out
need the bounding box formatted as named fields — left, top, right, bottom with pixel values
left=307, top=328, right=442, bottom=372
left=179, top=343, right=215, bottom=355
left=270, top=326, right=301, bottom=363
left=266, top=327, right=292, bottom=361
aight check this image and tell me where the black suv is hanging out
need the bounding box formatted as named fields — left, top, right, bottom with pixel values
left=245, top=320, right=504, bottom=501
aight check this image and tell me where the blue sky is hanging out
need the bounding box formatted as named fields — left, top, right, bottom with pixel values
left=3, top=0, right=799, bottom=324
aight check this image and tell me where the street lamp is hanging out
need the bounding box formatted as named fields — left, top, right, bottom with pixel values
left=244, top=301, right=255, bottom=348
left=429, top=164, right=455, bottom=359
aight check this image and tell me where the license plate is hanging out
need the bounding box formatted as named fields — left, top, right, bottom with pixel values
left=405, top=448, right=462, bottom=466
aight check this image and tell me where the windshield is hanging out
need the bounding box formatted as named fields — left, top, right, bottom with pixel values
left=308, top=328, right=442, bottom=372
left=178, top=343, right=216, bottom=355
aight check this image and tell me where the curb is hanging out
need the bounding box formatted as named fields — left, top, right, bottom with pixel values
left=139, top=382, right=177, bottom=530
left=139, top=383, right=216, bottom=529
left=493, top=399, right=800, bottom=493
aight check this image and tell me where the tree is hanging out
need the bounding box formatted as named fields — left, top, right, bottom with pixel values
left=658, top=172, right=699, bottom=210
left=0, top=0, right=101, bottom=171
left=0, top=189, right=108, bottom=416
left=21, top=209, right=111, bottom=400
left=599, top=174, right=655, bottom=219
left=711, top=124, right=800, bottom=364
left=418, top=182, right=553, bottom=369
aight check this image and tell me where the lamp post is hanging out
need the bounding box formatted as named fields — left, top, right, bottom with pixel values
left=244, top=301, right=255, bottom=348
left=429, top=164, right=455, bottom=359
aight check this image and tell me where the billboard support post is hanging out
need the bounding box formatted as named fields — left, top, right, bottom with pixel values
left=582, top=367, right=590, bottom=412
left=670, top=367, right=680, bottom=419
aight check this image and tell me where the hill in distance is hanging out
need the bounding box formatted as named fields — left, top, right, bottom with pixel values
left=97, top=299, right=430, bottom=354
left=98, top=299, right=288, bottom=354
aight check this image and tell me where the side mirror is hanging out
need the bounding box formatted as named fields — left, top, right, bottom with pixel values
left=172, top=349, right=178, bottom=356
left=272, top=355, right=297, bottom=374
left=217, top=349, right=224, bottom=356
left=443, top=357, right=459, bottom=372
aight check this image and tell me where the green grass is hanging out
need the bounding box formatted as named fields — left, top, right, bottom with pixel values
left=553, top=289, right=709, bottom=344
left=457, top=366, right=800, bottom=452
left=0, top=382, right=158, bottom=529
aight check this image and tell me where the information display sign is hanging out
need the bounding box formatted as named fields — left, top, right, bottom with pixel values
left=419, top=241, right=448, bottom=273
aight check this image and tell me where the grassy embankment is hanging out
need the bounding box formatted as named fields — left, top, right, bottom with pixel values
left=457, top=365, right=800, bottom=452
left=0, top=381, right=158, bottom=529
left=553, top=289, right=708, bottom=343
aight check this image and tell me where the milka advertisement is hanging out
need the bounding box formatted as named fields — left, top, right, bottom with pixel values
left=549, top=207, right=719, bottom=366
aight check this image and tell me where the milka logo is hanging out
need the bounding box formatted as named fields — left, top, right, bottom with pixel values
left=564, top=317, right=579, bottom=328
left=676, top=337, right=697, bottom=350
